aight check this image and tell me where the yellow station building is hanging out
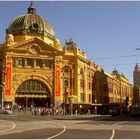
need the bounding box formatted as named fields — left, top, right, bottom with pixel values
left=0, top=2, right=133, bottom=114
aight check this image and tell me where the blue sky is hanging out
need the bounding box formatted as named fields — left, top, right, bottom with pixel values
left=1, top=1, right=140, bottom=84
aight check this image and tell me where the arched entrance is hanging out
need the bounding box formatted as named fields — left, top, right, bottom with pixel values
left=15, top=79, right=51, bottom=107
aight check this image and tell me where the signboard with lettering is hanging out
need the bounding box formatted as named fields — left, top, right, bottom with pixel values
left=5, top=61, right=12, bottom=96
left=55, top=64, right=60, bottom=96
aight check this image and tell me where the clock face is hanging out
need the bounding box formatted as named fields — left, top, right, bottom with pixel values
left=29, top=23, right=39, bottom=33
left=30, top=44, right=40, bottom=54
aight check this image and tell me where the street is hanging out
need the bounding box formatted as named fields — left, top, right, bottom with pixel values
left=0, top=114, right=140, bottom=139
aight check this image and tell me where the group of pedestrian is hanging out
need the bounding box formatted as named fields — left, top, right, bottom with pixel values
left=30, top=106, right=64, bottom=116
left=0, top=103, right=93, bottom=116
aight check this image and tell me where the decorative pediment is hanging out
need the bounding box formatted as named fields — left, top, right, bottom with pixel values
left=6, top=37, right=63, bottom=55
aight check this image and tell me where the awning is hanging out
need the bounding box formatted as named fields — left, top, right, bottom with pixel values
left=91, top=103, right=102, bottom=106
left=15, top=94, right=49, bottom=98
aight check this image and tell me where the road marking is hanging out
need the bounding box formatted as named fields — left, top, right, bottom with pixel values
left=0, top=121, right=16, bottom=133
left=47, top=121, right=66, bottom=139
left=110, top=121, right=128, bottom=140
left=110, top=129, right=115, bottom=140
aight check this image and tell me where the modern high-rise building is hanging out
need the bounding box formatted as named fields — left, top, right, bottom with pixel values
left=0, top=2, right=133, bottom=114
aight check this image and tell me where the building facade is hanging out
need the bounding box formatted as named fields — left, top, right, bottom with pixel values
left=0, top=2, right=133, bottom=114
left=92, top=68, right=133, bottom=114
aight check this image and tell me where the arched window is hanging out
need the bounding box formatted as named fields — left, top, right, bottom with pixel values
left=16, top=80, right=50, bottom=95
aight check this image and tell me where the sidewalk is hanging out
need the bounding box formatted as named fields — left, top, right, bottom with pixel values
left=14, top=110, right=105, bottom=120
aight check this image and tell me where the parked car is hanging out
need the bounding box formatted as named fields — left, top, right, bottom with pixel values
left=0, top=109, right=13, bottom=115
left=109, top=106, right=120, bottom=116
left=130, top=106, right=140, bottom=117
left=109, top=108, right=120, bottom=116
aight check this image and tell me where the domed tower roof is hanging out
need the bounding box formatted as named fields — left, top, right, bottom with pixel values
left=6, top=2, right=55, bottom=38
left=112, top=68, right=120, bottom=76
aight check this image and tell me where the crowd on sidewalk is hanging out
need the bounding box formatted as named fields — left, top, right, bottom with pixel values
left=0, top=103, right=94, bottom=116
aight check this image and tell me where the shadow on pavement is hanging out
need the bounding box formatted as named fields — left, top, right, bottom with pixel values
left=1, top=112, right=140, bottom=122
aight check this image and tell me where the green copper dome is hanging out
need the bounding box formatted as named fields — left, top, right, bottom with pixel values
left=6, top=2, right=55, bottom=38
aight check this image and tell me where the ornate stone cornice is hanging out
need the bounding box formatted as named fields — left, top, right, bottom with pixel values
left=6, top=37, right=63, bottom=55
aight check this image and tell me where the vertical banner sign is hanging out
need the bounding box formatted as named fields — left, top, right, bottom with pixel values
left=55, top=64, right=60, bottom=96
left=5, top=61, right=12, bottom=96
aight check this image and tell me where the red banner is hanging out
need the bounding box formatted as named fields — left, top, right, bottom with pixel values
left=55, top=64, right=60, bottom=96
left=5, top=61, right=12, bottom=96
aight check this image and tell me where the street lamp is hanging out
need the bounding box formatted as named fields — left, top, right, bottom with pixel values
left=0, top=62, right=5, bottom=109
left=0, top=83, right=4, bottom=109
left=50, top=61, right=55, bottom=110
left=80, top=105, right=82, bottom=115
